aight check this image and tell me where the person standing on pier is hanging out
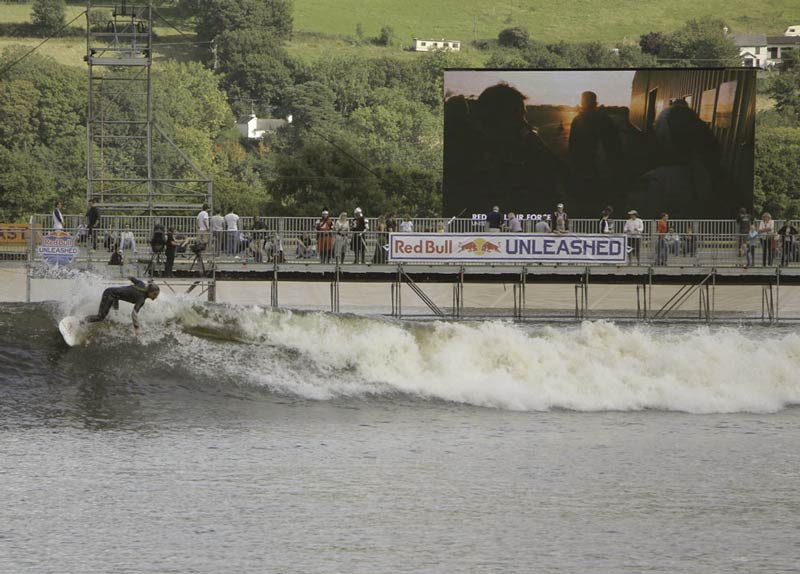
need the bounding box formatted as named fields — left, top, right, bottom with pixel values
left=86, top=198, right=101, bottom=250
left=351, top=207, right=369, bottom=264
left=315, top=209, right=334, bottom=264
left=552, top=203, right=569, bottom=233
left=486, top=206, right=503, bottom=232
left=333, top=212, right=350, bottom=264
left=623, top=210, right=643, bottom=265
left=53, top=201, right=64, bottom=231
left=655, top=212, right=669, bottom=265
left=758, top=212, right=775, bottom=266
left=197, top=203, right=210, bottom=247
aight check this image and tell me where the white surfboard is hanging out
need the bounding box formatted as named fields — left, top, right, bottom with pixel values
left=58, top=316, right=88, bottom=347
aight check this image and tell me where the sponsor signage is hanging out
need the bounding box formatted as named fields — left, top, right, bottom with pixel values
left=389, top=233, right=627, bottom=264
left=37, top=230, right=78, bottom=266
left=0, top=224, right=28, bottom=244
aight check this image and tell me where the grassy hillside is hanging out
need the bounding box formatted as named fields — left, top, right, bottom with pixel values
left=1, top=0, right=798, bottom=69
left=293, top=0, right=800, bottom=45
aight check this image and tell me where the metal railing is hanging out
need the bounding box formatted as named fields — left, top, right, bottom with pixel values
left=18, top=215, right=798, bottom=269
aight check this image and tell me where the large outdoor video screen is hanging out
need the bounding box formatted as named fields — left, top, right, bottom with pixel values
left=443, top=69, right=756, bottom=219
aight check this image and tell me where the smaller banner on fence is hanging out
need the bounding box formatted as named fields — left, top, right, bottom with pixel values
left=389, top=233, right=627, bottom=264
left=37, top=230, right=78, bottom=266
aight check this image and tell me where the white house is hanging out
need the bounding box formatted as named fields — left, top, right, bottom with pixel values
left=412, top=38, right=461, bottom=52
left=733, top=30, right=800, bottom=68
left=732, top=34, right=769, bottom=68
left=236, top=114, right=288, bottom=140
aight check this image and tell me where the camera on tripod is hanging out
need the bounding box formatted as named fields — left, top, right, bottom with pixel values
left=190, top=240, right=207, bottom=255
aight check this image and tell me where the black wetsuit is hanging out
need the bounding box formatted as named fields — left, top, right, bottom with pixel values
left=86, top=277, right=150, bottom=329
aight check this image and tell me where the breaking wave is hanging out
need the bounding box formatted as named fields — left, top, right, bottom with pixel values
left=2, top=276, right=800, bottom=413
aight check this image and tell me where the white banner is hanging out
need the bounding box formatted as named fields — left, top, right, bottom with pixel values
left=389, top=233, right=627, bottom=264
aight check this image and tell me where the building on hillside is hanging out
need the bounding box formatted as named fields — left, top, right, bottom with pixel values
left=236, top=114, right=288, bottom=140
left=732, top=32, right=800, bottom=68
left=412, top=38, right=461, bottom=52
left=732, top=34, right=769, bottom=68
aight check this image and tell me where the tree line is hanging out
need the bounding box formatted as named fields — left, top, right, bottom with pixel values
left=0, top=1, right=798, bottom=221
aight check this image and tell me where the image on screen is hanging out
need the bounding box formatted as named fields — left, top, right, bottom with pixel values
left=443, top=69, right=756, bottom=219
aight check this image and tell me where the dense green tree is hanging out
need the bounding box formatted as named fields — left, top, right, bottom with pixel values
left=767, top=67, right=800, bottom=123
left=31, top=0, right=66, bottom=36
left=349, top=88, right=441, bottom=171
left=656, top=18, right=739, bottom=66
left=0, top=80, right=40, bottom=149
left=0, top=146, right=57, bottom=221
left=215, top=29, right=293, bottom=111
left=376, top=164, right=441, bottom=217
left=195, top=0, right=292, bottom=43
left=754, top=127, right=800, bottom=218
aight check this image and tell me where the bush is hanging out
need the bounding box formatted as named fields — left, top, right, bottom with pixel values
left=498, top=26, right=529, bottom=49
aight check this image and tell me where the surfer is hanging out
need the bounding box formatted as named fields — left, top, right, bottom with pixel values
left=85, top=277, right=160, bottom=336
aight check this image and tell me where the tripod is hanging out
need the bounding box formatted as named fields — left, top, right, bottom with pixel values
left=146, top=248, right=166, bottom=277
left=189, top=249, right=206, bottom=276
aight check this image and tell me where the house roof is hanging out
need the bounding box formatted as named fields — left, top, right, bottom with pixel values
left=767, top=35, right=800, bottom=46
left=732, top=33, right=767, bottom=47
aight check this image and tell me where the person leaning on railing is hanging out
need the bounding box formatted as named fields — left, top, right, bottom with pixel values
left=623, top=210, right=643, bottom=265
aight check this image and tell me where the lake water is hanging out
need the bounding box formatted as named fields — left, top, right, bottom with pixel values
left=2, top=293, right=799, bottom=573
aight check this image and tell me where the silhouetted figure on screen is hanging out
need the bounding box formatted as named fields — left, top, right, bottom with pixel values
left=568, top=91, right=624, bottom=208
left=636, top=99, right=722, bottom=218
left=443, top=84, right=565, bottom=216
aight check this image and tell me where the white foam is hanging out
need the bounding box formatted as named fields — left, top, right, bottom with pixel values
left=143, top=300, right=800, bottom=413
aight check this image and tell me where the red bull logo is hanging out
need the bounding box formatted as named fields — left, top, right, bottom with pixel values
left=458, top=238, right=502, bottom=256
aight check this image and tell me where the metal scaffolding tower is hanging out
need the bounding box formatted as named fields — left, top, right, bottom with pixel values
left=85, top=1, right=212, bottom=214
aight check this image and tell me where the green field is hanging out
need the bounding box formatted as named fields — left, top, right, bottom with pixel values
left=1, top=0, right=798, bottom=69
left=293, top=0, right=800, bottom=45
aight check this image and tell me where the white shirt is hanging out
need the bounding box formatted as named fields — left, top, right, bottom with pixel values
left=224, top=212, right=239, bottom=231
left=623, top=218, right=644, bottom=237
left=210, top=214, right=225, bottom=232
left=53, top=208, right=64, bottom=230
left=535, top=220, right=551, bottom=233
left=197, top=209, right=209, bottom=232
left=507, top=217, right=523, bottom=233
left=399, top=220, right=413, bottom=232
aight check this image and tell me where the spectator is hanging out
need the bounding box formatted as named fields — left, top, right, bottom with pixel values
left=210, top=209, right=225, bottom=255
left=224, top=207, right=240, bottom=255
left=351, top=207, right=369, bottom=264
left=266, top=232, right=284, bottom=263
left=745, top=223, right=758, bottom=268
left=399, top=216, right=414, bottom=233
left=119, top=223, right=137, bottom=256
left=758, top=212, right=775, bottom=266
left=623, top=210, right=643, bottom=265
left=315, top=209, right=334, bottom=263
left=682, top=223, right=697, bottom=258
left=333, top=212, right=350, bottom=264
left=53, top=201, right=64, bottom=231
left=736, top=207, right=751, bottom=257
left=86, top=198, right=101, bottom=249
left=665, top=227, right=681, bottom=256
left=486, top=206, right=503, bottom=232
left=506, top=211, right=523, bottom=233
left=534, top=218, right=551, bottom=233
left=777, top=220, right=798, bottom=267
left=295, top=232, right=316, bottom=260
left=77, top=218, right=88, bottom=245
left=372, top=216, right=389, bottom=264
left=552, top=203, right=569, bottom=233
left=655, top=212, right=669, bottom=265
left=197, top=203, right=210, bottom=245
left=598, top=206, right=614, bottom=234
